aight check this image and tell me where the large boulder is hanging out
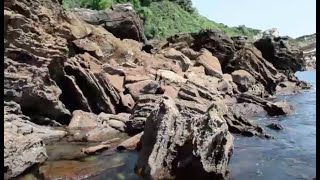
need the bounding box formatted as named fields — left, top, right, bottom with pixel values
left=68, top=110, right=99, bottom=129
left=71, top=5, right=147, bottom=43
left=161, top=48, right=192, bottom=72
left=231, top=70, right=256, bottom=92
left=195, top=49, right=223, bottom=78
left=125, top=80, right=160, bottom=100
left=135, top=96, right=234, bottom=180
left=254, top=36, right=305, bottom=73
left=67, top=110, right=120, bottom=142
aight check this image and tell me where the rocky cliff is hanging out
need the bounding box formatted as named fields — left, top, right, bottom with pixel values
left=4, top=0, right=311, bottom=179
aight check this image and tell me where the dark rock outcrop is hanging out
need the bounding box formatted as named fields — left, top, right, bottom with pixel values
left=71, top=6, right=147, bottom=43
left=254, top=36, right=305, bottom=73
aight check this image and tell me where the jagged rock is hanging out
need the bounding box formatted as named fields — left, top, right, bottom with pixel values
left=177, top=81, right=222, bottom=106
left=168, top=29, right=236, bottom=66
left=183, top=74, right=220, bottom=96
left=236, top=93, right=293, bottom=116
left=156, top=69, right=187, bottom=85
left=217, top=79, right=234, bottom=95
left=64, top=54, right=121, bottom=114
left=231, top=70, right=256, bottom=92
left=195, top=49, right=222, bottom=78
left=125, top=80, right=160, bottom=100
left=180, top=47, right=200, bottom=60
left=106, top=74, right=125, bottom=92
left=231, top=103, right=267, bottom=118
left=71, top=6, right=147, bottom=42
left=224, top=44, right=283, bottom=94
left=267, top=123, right=284, bottom=130
left=134, top=52, right=183, bottom=74
left=159, top=85, right=179, bottom=99
left=231, top=36, right=248, bottom=50
left=4, top=130, right=47, bottom=180
left=254, top=36, right=305, bottom=73
left=186, top=66, right=206, bottom=75
left=126, top=95, right=162, bottom=135
left=4, top=0, right=79, bottom=124
left=97, top=112, right=128, bottom=131
left=102, top=64, right=125, bottom=76
left=224, top=111, right=270, bottom=138
left=72, top=38, right=104, bottom=59
left=135, top=96, right=234, bottom=180
left=162, top=48, right=192, bottom=71
left=119, top=92, right=135, bottom=111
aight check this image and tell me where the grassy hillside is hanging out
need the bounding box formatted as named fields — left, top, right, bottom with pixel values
left=294, top=33, right=316, bottom=49
left=63, top=0, right=261, bottom=39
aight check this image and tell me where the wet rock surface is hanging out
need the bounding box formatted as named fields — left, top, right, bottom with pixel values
left=267, top=123, right=284, bottom=130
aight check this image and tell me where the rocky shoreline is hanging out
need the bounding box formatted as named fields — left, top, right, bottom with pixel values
left=4, top=0, right=312, bottom=179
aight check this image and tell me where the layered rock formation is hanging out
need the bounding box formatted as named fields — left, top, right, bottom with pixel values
left=135, top=97, right=234, bottom=180
left=4, top=0, right=312, bottom=179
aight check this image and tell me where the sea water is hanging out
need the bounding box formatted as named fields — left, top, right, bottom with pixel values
left=229, top=70, right=316, bottom=180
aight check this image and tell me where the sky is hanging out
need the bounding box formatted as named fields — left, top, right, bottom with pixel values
left=191, top=0, right=316, bottom=38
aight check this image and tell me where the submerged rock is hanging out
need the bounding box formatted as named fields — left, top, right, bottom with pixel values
left=267, top=123, right=284, bottom=130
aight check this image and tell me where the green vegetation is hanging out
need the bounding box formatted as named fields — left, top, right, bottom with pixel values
left=62, top=0, right=261, bottom=39
left=294, top=33, right=316, bottom=48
